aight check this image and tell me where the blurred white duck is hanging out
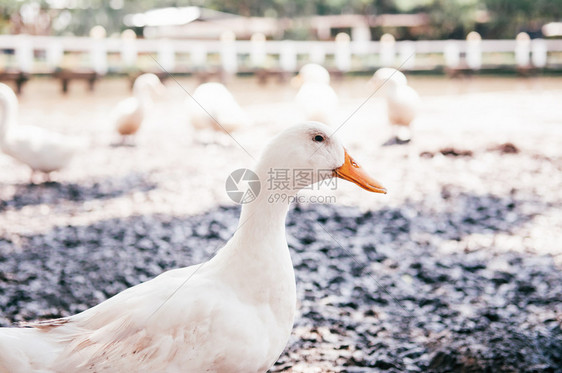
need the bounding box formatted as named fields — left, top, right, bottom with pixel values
left=187, top=82, right=249, bottom=133
left=371, top=67, right=420, bottom=144
left=293, top=64, right=339, bottom=125
left=0, top=83, right=87, bottom=182
left=0, top=122, right=386, bottom=372
left=112, top=73, right=165, bottom=144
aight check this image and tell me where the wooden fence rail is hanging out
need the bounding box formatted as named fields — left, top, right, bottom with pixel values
left=1, top=34, right=562, bottom=75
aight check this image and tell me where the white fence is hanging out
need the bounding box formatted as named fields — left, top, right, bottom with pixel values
left=1, top=34, right=562, bottom=75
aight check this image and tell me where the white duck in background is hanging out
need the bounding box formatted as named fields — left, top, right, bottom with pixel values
left=0, top=122, right=386, bottom=372
left=293, top=64, right=339, bottom=125
left=112, top=73, right=166, bottom=144
left=371, top=67, right=420, bottom=144
left=0, top=83, right=88, bottom=182
left=187, top=82, right=249, bottom=134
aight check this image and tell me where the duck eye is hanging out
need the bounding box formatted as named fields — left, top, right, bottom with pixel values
left=313, top=135, right=325, bottom=142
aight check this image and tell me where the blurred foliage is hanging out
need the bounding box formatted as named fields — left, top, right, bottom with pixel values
left=424, top=0, right=484, bottom=39
left=0, top=0, right=561, bottom=39
left=483, top=0, right=562, bottom=38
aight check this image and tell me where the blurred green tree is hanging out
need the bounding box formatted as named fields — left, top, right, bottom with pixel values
left=483, top=0, right=562, bottom=38
left=1, top=0, right=562, bottom=39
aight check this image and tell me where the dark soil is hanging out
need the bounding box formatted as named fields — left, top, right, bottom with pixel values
left=1, top=188, right=561, bottom=372
left=1, top=77, right=561, bottom=372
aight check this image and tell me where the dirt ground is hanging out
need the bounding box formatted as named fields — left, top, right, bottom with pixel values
left=1, top=75, right=561, bottom=372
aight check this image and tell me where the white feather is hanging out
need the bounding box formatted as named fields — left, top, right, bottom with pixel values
left=295, top=82, right=338, bottom=124
left=293, top=64, right=339, bottom=125
left=371, top=68, right=420, bottom=127
left=187, top=83, right=249, bottom=133
left=0, top=83, right=87, bottom=174
left=112, top=73, right=165, bottom=137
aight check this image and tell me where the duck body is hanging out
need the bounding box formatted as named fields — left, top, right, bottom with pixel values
left=386, top=84, right=419, bottom=127
left=293, top=64, right=339, bottom=125
left=113, top=74, right=164, bottom=140
left=1, top=125, right=82, bottom=173
left=371, top=68, right=420, bottom=142
left=113, top=96, right=145, bottom=136
left=0, top=122, right=386, bottom=372
left=0, top=83, right=86, bottom=177
left=0, top=245, right=295, bottom=372
left=295, top=82, right=338, bottom=124
left=188, top=82, right=248, bottom=133
left=0, top=217, right=295, bottom=372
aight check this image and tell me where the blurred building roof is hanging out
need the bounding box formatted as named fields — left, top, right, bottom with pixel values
left=542, top=22, right=562, bottom=37
left=124, top=6, right=279, bottom=39
left=293, top=13, right=430, bottom=40
left=372, top=13, right=430, bottom=28
left=302, top=13, right=429, bottom=29
left=125, top=7, right=429, bottom=40
left=123, top=7, right=236, bottom=28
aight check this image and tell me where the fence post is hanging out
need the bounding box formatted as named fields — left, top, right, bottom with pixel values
left=379, top=33, right=395, bottom=67
left=398, top=41, right=416, bottom=70
left=220, top=31, right=237, bottom=74
left=46, top=39, right=63, bottom=70
left=250, top=32, right=266, bottom=68
left=531, top=38, right=547, bottom=68
left=89, top=25, right=107, bottom=75
left=352, top=25, right=371, bottom=55
left=444, top=41, right=460, bottom=68
left=515, top=32, right=531, bottom=68
left=16, top=34, right=33, bottom=73
left=121, top=29, right=137, bottom=68
left=157, top=39, right=175, bottom=72
left=280, top=40, right=297, bottom=72
left=335, top=32, right=351, bottom=71
left=309, top=44, right=326, bottom=65
left=466, top=31, right=482, bottom=70
left=190, top=43, right=207, bottom=69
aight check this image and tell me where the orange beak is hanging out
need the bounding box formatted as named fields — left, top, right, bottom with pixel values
left=333, top=149, right=387, bottom=194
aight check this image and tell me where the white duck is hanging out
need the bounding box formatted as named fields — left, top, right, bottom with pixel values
left=112, top=73, right=165, bottom=144
left=0, top=83, right=87, bottom=182
left=371, top=67, right=420, bottom=143
left=293, top=64, right=339, bottom=125
left=0, top=122, right=386, bottom=372
left=187, top=82, right=249, bottom=133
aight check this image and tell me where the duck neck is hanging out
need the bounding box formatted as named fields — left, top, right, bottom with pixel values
left=212, top=166, right=298, bottom=313
left=134, top=86, right=153, bottom=108
left=0, top=91, right=17, bottom=142
left=381, top=81, right=399, bottom=97
left=228, top=164, right=299, bottom=257
left=237, top=191, right=291, bottom=245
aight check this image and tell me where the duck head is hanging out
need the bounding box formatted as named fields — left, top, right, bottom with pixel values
left=133, top=73, right=166, bottom=98
left=255, top=122, right=386, bottom=194
left=291, top=64, right=331, bottom=87
left=369, top=67, right=408, bottom=95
